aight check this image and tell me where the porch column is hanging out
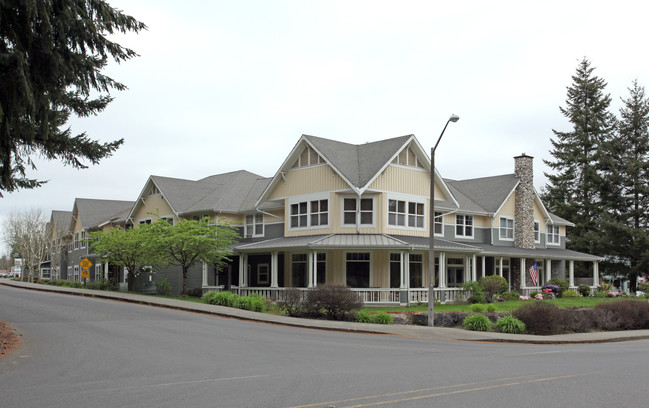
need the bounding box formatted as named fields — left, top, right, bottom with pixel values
left=569, top=260, right=575, bottom=287
left=498, top=257, right=503, bottom=277
left=520, top=258, right=526, bottom=289
left=593, top=261, right=599, bottom=287
left=464, top=256, right=471, bottom=282
left=400, top=251, right=407, bottom=289
left=404, top=252, right=410, bottom=289
left=104, top=262, right=109, bottom=280
left=202, top=262, right=208, bottom=286
left=308, top=251, right=316, bottom=288
left=472, top=254, right=477, bottom=282
left=271, top=251, right=278, bottom=288
left=239, top=254, right=248, bottom=287
left=545, top=259, right=552, bottom=284
left=481, top=256, right=486, bottom=279
left=439, top=252, right=447, bottom=288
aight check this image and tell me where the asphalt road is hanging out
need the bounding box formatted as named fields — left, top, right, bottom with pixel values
left=1, top=284, right=646, bottom=408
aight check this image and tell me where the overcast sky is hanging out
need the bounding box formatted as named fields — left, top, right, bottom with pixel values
left=2, top=0, right=648, bottom=254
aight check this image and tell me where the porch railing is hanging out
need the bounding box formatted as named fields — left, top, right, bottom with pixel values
left=202, top=286, right=468, bottom=305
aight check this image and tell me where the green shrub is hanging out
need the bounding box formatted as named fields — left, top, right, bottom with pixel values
left=593, top=290, right=607, bottom=298
left=371, top=312, right=394, bottom=325
left=637, top=282, right=649, bottom=292
left=463, top=314, right=493, bottom=331
left=156, top=278, right=171, bottom=295
left=486, top=304, right=496, bottom=313
left=500, top=291, right=521, bottom=301
left=70, top=281, right=82, bottom=288
left=237, top=293, right=266, bottom=312
left=529, top=291, right=540, bottom=298
left=461, top=281, right=484, bottom=303
left=185, top=287, right=203, bottom=298
left=644, top=293, right=649, bottom=299
left=356, top=311, right=372, bottom=323
left=562, top=289, right=579, bottom=298
left=495, top=315, right=526, bottom=334
left=479, top=275, right=508, bottom=302
left=577, top=284, right=592, bottom=297
left=470, top=304, right=485, bottom=313
left=202, top=290, right=238, bottom=307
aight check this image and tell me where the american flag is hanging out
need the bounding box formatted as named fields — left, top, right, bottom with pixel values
left=528, top=262, right=538, bottom=286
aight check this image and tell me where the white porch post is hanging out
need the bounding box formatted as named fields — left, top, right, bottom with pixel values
left=404, top=252, right=411, bottom=289
left=593, top=261, right=599, bottom=287
left=271, top=251, right=278, bottom=288
left=520, top=258, right=526, bottom=289
left=307, top=252, right=314, bottom=288
left=239, top=254, right=248, bottom=287
left=569, top=260, right=575, bottom=288
left=104, top=262, right=109, bottom=280
left=472, top=254, right=477, bottom=281
left=400, top=251, right=407, bottom=289
left=464, top=256, right=470, bottom=282
left=545, top=259, right=552, bottom=284
left=481, top=256, right=486, bottom=279
left=202, top=262, right=208, bottom=286
left=439, top=252, right=447, bottom=288
left=498, top=257, right=503, bottom=277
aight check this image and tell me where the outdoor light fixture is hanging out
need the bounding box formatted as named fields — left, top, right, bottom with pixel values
left=428, top=114, right=459, bottom=327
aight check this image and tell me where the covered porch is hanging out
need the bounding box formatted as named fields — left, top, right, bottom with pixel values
left=202, top=234, right=603, bottom=304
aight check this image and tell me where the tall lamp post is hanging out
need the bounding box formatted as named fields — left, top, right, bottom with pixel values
left=428, top=114, right=459, bottom=326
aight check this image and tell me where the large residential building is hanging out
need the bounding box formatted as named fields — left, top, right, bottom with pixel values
left=43, top=134, right=602, bottom=302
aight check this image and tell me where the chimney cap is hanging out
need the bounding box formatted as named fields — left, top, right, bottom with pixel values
left=514, top=153, right=534, bottom=159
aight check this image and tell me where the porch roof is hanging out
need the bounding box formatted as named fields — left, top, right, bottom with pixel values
left=469, top=243, right=604, bottom=262
left=235, top=234, right=483, bottom=252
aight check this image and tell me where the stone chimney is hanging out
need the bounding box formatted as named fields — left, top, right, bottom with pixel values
left=514, top=154, right=535, bottom=249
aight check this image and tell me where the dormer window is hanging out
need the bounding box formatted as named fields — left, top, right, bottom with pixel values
left=292, top=146, right=324, bottom=168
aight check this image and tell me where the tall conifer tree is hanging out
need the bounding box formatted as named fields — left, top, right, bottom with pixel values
left=543, top=58, right=616, bottom=258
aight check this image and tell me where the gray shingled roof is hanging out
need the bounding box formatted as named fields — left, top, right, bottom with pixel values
left=50, top=210, right=72, bottom=232
left=74, top=199, right=135, bottom=229
left=149, top=170, right=268, bottom=215
left=446, top=174, right=518, bottom=214
left=304, top=134, right=413, bottom=189
left=469, top=243, right=602, bottom=261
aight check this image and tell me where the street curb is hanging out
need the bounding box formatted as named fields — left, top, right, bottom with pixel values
left=3, top=279, right=649, bottom=345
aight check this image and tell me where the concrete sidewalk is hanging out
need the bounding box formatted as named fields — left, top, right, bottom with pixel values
left=3, top=279, right=649, bottom=345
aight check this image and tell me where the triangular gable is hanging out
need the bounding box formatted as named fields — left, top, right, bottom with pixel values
left=127, top=176, right=180, bottom=223
left=70, top=198, right=135, bottom=231
left=256, top=134, right=460, bottom=207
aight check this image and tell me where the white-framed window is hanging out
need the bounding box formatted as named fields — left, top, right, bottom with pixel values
left=388, top=200, right=425, bottom=229
left=290, top=199, right=329, bottom=229
left=41, top=268, right=51, bottom=279
left=257, top=264, right=269, bottom=285
left=455, top=215, right=473, bottom=237
left=547, top=225, right=560, bottom=245
left=434, top=211, right=444, bottom=236
left=95, top=264, right=103, bottom=281
left=343, top=197, right=374, bottom=227
left=73, top=232, right=79, bottom=250
left=245, top=214, right=264, bottom=237
left=534, top=221, right=540, bottom=243
left=291, top=254, right=307, bottom=287
left=74, top=265, right=80, bottom=282
left=499, top=217, right=514, bottom=240
left=139, top=219, right=152, bottom=225
left=80, top=230, right=86, bottom=249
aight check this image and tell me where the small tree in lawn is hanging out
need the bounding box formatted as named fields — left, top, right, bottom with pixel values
left=148, top=217, right=239, bottom=295
left=91, top=225, right=162, bottom=292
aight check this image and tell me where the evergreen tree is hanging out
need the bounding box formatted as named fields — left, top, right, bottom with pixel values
left=0, top=0, right=146, bottom=194
left=543, top=58, right=616, bottom=259
left=599, top=80, right=649, bottom=291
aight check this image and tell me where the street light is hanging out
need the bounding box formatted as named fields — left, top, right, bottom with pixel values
left=428, top=114, right=459, bottom=327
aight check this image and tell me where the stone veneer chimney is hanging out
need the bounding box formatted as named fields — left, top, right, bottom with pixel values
left=514, top=154, right=535, bottom=249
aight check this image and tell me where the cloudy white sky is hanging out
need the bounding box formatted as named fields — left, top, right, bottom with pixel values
left=2, top=0, right=648, bottom=253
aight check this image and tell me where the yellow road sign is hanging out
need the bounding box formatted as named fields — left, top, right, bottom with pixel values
left=81, top=269, right=90, bottom=279
left=80, top=258, right=93, bottom=270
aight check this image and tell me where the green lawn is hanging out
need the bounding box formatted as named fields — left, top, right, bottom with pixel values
left=362, top=296, right=622, bottom=314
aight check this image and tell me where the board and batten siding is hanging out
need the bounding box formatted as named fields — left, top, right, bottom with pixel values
left=269, top=165, right=349, bottom=200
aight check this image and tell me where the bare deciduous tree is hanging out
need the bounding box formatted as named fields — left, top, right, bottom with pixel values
left=2, top=209, right=49, bottom=282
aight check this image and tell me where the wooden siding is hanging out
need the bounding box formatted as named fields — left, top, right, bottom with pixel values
left=269, top=165, right=349, bottom=200
left=369, top=165, right=430, bottom=196
left=132, top=195, right=174, bottom=223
